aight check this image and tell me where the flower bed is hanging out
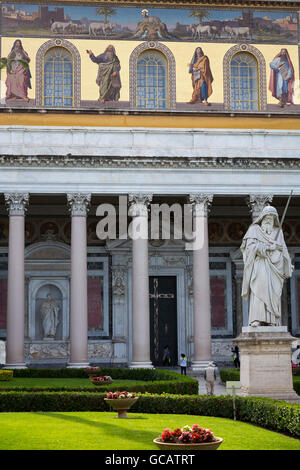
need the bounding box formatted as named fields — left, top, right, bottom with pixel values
left=104, top=391, right=139, bottom=418
left=106, top=391, right=136, bottom=399
left=91, top=376, right=113, bottom=385
left=161, top=424, right=215, bottom=443
left=154, top=424, right=223, bottom=450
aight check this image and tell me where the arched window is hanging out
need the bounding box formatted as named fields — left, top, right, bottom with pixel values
left=129, top=42, right=176, bottom=110
left=36, top=39, right=81, bottom=107
left=137, top=50, right=168, bottom=109
left=43, top=47, right=73, bottom=107
left=230, top=52, right=259, bottom=111
left=223, top=44, right=267, bottom=112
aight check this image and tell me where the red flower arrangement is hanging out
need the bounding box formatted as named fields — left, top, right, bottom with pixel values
left=161, top=424, right=215, bottom=444
left=92, top=375, right=112, bottom=382
left=106, top=391, right=136, bottom=399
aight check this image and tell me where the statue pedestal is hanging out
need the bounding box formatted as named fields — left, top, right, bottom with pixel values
left=233, top=326, right=300, bottom=404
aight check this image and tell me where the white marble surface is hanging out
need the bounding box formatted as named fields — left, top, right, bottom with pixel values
left=1, top=126, right=300, bottom=159
left=0, top=126, right=299, bottom=195
left=242, top=326, right=288, bottom=333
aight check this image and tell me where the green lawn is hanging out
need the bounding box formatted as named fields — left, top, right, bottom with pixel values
left=0, top=412, right=299, bottom=450
left=0, top=378, right=140, bottom=389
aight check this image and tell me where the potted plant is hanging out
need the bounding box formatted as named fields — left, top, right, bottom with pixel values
left=153, top=424, right=223, bottom=450
left=91, top=375, right=113, bottom=385
left=104, top=391, right=139, bottom=418
left=84, top=366, right=102, bottom=379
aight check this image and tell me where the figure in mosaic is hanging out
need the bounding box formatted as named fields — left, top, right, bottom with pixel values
left=86, top=45, right=121, bottom=103
left=2, top=39, right=31, bottom=102
left=240, top=205, right=293, bottom=326
left=188, top=47, right=213, bottom=105
left=40, top=293, right=59, bottom=340
left=269, top=48, right=294, bottom=108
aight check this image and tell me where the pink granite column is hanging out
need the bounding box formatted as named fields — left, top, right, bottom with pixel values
left=129, top=193, right=153, bottom=368
left=67, top=193, right=91, bottom=368
left=4, top=193, right=29, bottom=369
left=189, top=194, right=213, bottom=371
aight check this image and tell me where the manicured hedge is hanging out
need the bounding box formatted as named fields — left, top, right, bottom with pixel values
left=220, top=369, right=300, bottom=397
left=12, top=368, right=174, bottom=380
left=0, top=391, right=299, bottom=438
left=2, top=368, right=198, bottom=395
left=219, top=368, right=240, bottom=383
left=0, top=370, right=13, bottom=381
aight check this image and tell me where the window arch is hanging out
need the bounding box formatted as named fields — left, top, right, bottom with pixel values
left=36, top=39, right=81, bottom=107
left=223, top=44, right=267, bottom=111
left=230, top=52, right=259, bottom=111
left=129, top=42, right=176, bottom=109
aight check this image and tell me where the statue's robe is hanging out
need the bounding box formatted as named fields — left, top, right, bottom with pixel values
left=189, top=55, right=213, bottom=103
left=240, top=224, right=293, bottom=325
left=41, top=300, right=59, bottom=338
left=90, top=52, right=121, bottom=101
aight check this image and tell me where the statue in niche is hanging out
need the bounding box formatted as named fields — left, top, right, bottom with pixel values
left=240, top=205, right=293, bottom=327
left=40, top=293, right=60, bottom=340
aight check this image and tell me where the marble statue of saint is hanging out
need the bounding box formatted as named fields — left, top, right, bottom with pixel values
left=240, top=205, right=293, bottom=326
left=40, top=293, right=59, bottom=339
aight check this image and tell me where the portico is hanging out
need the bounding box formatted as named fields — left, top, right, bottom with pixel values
left=0, top=124, right=299, bottom=368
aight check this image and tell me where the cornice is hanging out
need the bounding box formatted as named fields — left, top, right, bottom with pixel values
left=2, top=0, right=300, bottom=8
left=0, top=155, right=299, bottom=170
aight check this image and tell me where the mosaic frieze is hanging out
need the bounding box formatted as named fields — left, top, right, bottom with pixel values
left=1, top=4, right=298, bottom=44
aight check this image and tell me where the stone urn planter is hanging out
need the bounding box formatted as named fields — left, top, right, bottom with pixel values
left=154, top=425, right=223, bottom=451
left=104, top=394, right=139, bottom=418
left=84, top=367, right=102, bottom=379
left=91, top=376, right=113, bottom=386
left=153, top=436, right=223, bottom=451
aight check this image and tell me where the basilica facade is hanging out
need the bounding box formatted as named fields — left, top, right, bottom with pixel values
left=0, top=0, right=299, bottom=369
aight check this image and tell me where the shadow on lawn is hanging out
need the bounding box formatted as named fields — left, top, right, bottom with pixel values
left=37, top=412, right=156, bottom=447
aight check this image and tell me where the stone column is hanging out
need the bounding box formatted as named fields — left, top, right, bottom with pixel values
left=246, top=194, right=273, bottom=220
left=4, top=193, right=29, bottom=369
left=128, top=193, right=153, bottom=368
left=67, top=193, right=91, bottom=368
left=189, top=194, right=213, bottom=371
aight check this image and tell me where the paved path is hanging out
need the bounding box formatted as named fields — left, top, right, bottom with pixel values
left=158, top=366, right=227, bottom=396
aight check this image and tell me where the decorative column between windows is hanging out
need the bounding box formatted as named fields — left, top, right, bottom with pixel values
left=67, top=193, right=91, bottom=368
left=4, top=193, right=29, bottom=369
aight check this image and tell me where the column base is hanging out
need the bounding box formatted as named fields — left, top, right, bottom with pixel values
left=67, top=362, right=90, bottom=369
left=4, top=363, right=27, bottom=369
left=129, top=361, right=154, bottom=369
left=191, top=360, right=214, bottom=372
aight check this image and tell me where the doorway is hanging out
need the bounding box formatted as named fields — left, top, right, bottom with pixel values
left=149, top=276, right=178, bottom=366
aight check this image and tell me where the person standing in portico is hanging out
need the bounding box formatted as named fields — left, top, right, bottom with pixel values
left=204, top=362, right=217, bottom=395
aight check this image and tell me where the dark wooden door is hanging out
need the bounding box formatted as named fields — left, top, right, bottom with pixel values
left=149, top=276, right=177, bottom=366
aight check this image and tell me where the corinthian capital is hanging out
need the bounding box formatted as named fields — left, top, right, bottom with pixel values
left=189, top=194, right=213, bottom=217
left=247, top=194, right=273, bottom=219
left=128, top=193, right=153, bottom=217
left=67, top=193, right=91, bottom=217
left=4, top=193, right=29, bottom=216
